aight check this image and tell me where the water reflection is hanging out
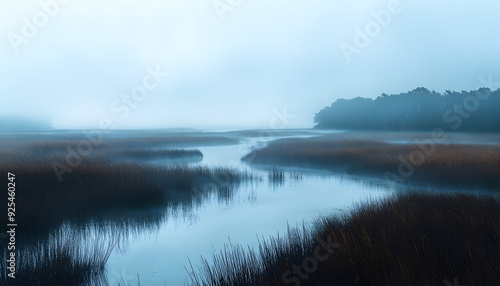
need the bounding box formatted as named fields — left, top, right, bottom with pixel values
left=0, top=173, right=253, bottom=286
left=105, top=171, right=394, bottom=285
left=0, top=130, right=399, bottom=285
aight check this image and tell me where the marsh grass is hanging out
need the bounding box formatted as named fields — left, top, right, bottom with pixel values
left=0, top=226, right=114, bottom=286
left=0, top=135, right=255, bottom=285
left=0, top=139, right=254, bottom=238
left=268, top=167, right=285, bottom=185
left=1, top=162, right=252, bottom=238
left=243, top=137, right=500, bottom=189
left=188, top=192, right=500, bottom=286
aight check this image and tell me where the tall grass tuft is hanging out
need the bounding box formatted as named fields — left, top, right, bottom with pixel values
left=268, top=167, right=285, bottom=185
left=0, top=226, right=115, bottom=286
left=188, top=192, right=500, bottom=285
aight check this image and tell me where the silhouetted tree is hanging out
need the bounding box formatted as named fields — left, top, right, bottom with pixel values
left=314, top=88, right=500, bottom=132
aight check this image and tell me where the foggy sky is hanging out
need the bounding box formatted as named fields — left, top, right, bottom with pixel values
left=1, top=0, right=500, bottom=130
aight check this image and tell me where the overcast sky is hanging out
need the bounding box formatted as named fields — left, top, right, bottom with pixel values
left=1, top=0, right=500, bottom=130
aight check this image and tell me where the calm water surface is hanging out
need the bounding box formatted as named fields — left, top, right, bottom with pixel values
left=105, top=133, right=395, bottom=285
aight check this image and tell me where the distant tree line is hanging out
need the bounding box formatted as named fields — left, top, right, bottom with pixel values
left=314, top=87, right=500, bottom=132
